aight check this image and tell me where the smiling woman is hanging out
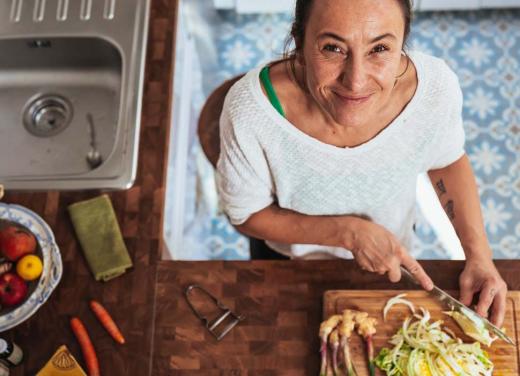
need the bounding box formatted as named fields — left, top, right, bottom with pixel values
left=215, top=0, right=508, bottom=328
left=283, top=0, right=414, bottom=137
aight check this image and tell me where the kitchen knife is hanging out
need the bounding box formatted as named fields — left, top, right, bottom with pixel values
left=400, top=266, right=515, bottom=346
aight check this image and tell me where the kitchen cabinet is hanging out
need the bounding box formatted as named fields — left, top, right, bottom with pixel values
left=417, top=0, right=520, bottom=10
left=213, top=0, right=233, bottom=9
left=419, top=0, right=480, bottom=10
left=235, top=0, right=295, bottom=13
left=480, top=0, right=520, bottom=7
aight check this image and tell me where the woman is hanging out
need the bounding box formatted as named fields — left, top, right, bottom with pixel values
left=216, top=0, right=507, bottom=327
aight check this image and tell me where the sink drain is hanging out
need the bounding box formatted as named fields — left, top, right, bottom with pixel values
left=23, top=94, right=73, bottom=137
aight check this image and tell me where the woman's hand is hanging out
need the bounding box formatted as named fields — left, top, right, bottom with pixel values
left=346, top=218, right=434, bottom=291
left=459, top=256, right=508, bottom=327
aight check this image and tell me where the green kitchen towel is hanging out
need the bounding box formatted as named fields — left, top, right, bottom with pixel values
left=68, top=194, right=133, bottom=282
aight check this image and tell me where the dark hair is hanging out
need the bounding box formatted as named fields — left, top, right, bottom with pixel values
left=283, top=0, right=413, bottom=83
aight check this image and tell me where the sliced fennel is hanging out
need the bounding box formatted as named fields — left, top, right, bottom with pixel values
left=383, top=293, right=416, bottom=322
left=376, top=304, right=494, bottom=376
left=444, top=307, right=498, bottom=347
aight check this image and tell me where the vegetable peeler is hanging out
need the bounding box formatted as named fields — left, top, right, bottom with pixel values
left=184, top=284, right=245, bottom=341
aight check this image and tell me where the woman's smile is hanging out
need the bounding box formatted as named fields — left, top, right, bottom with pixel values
left=332, top=91, right=373, bottom=105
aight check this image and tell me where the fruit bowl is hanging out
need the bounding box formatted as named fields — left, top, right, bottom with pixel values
left=0, top=203, right=63, bottom=332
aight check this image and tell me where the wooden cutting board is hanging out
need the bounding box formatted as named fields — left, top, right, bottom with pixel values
left=323, top=290, right=520, bottom=376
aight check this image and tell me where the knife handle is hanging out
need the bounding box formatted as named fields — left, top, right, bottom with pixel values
left=400, top=266, right=420, bottom=285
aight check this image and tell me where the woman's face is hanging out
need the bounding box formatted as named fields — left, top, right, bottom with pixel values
left=301, top=0, right=406, bottom=128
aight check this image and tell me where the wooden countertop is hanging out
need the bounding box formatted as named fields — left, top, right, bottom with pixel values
left=3, top=0, right=179, bottom=374
left=153, top=260, right=520, bottom=375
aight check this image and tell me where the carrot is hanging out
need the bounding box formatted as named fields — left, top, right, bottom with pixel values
left=70, top=316, right=100, bottom=376
left=89, top=299, right=126, bottom=344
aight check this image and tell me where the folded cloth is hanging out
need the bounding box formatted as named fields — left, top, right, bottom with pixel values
left=68, top=194, right=132, bottom=281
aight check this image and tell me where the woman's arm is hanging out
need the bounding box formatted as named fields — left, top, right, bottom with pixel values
left=428, top=154, right=507, bottom=326
left=237, top=204, right=354, bottom=247
left=237, top=204, right=433, bottom=290
left=428, top=155, right=489, bottom=257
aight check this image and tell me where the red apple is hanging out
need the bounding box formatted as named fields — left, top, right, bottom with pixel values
left=0, top=225, right=37, bottom=261
left=0, top=272, right=28, bottom=307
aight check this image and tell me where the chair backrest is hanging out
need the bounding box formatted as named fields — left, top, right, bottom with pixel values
left=197, top=75, right=244, bottom=168
left=198, top=75, right=290, bottom=260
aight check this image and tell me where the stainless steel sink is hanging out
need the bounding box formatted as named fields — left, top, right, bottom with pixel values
left=0, top=0, right=150, bottom=190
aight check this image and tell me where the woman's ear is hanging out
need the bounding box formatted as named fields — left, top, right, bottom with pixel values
left=292, top=36, right=305, bottom=66
left=295, top=49, right=305, bottom=66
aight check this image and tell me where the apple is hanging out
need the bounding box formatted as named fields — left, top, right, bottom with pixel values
left=0, top=225, right=37, bottom=261
left=0, top=272, right=28, bottom=307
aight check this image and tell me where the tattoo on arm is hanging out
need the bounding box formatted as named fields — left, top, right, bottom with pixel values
left=435, top=179, right=447, bottom=196
left=435, top=178, right=454, bottom=220
left=444, top=200, right=455, bottom=220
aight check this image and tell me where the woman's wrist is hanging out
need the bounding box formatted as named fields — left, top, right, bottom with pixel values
left=336, top=215, right=366, bottom=250
left=463, top=244, right=493, bottom=263
left=455, top=230, right=492, bottom=262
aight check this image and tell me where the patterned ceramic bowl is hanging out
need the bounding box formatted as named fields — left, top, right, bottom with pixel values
left=0, top=203, right=63, bottom=332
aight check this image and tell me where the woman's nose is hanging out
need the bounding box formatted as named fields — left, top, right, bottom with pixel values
left=340, top=56, right=367, bottom=91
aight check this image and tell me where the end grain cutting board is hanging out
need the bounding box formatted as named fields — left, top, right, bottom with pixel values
left=323, top=290, right=520, bottom=376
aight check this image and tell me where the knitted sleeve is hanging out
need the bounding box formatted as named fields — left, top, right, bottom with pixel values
left=216, top=88, right=274, bottom=225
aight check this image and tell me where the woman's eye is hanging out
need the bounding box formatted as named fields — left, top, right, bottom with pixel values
left=372, top=44, right=388, bottom=54
left=323, top=44, right=343, bottom=54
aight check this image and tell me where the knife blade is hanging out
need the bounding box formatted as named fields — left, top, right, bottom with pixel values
left=399, top=266, right=516, bottom=346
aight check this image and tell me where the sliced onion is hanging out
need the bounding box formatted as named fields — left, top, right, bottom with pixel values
left=383, top=293, right=416, bottom=322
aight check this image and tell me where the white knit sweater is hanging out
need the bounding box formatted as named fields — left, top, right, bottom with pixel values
left=216, top=51, right=465, bottom=259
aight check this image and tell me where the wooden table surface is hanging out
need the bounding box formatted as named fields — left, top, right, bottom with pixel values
left=2, top=1, right=520, bottom=376
left=153, top=260, right=520, bottom=375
